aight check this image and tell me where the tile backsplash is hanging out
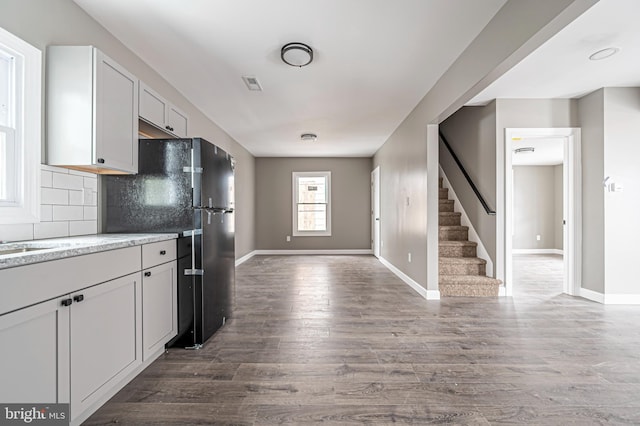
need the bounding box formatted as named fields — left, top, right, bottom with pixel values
left=0, top=165, right=98, bottom=242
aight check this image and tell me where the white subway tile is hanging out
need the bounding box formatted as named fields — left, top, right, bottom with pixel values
left=40, top=205, right=53, bottom=222
left=34, top=222, right=69, bottom=239
left=41, top=188, right=68, bottom=205
left=89, top=191, right=98, bottom=206
left=69, top=169, right=97, bottom=178
left=69, top=221, right=97, bottom=236
left=52, top=205, right=84, bottom=221
left=41, top=170, right=53, bottom=188
left=52, top=173, right=84, bottom=190
left=83, top=177, right=98, bottom=191
left=41, top=164, right=69, bottom=173
left=83, top=206, right=97, bottom=220
left=69, top=190, right=84, bottom=206
left=0, top=224, right=34, bottom=242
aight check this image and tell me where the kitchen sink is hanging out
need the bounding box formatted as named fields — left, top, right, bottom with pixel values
left=0, top=247, right=48, bottom=256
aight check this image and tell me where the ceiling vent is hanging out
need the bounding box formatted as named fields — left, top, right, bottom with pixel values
left=242, top=76, right=263, bottom=91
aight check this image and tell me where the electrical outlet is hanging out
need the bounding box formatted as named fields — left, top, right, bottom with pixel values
left=408, top=252, right=412, bottom=263
left=536, top=235, right=541, bottom=241
left=286, top=236, right=291, bottom=242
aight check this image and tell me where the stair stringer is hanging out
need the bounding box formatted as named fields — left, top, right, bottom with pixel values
left=439, top=166, right=494, bottom=277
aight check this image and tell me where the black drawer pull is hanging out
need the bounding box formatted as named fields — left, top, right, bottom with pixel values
left=160, top=250, right=166, bottom=255
left=97, top=158, right=105, bottom=164
left=73, top=294, right=84, bottom=303
left=144, top=271, right=152, bottom=277
left=61, top=298, right=73, bottom=307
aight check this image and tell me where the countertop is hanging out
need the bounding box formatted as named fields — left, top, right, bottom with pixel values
left=0, top=233, right=178, bottom=270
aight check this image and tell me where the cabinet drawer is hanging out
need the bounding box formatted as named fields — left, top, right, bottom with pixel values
left=142, top=240, right=176, bottom=269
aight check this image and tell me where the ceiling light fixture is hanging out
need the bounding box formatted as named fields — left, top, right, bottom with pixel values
left=589, top=47, right=620, bottom=61
left=281, top=42, right=313, bottom=67
left=300, top=133, right=317, bottom=142
left=514, top=147, right=535, bottom=154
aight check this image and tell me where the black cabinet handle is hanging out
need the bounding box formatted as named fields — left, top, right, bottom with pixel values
left=165, top=125, right=171, bottom=130
left=97, top=158, right=105, bottom=164
left=144, top=271, right=151, bottom=277
left=61, top=298, right=73, bottom=307
left=73, top=294, right=84, bottom=303
left=160, top=250, right=166, bottom=255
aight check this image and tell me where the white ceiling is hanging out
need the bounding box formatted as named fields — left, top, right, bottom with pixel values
left=73, top=0, right=507, bottom=157
left=468, top=0, right=640, bottom=105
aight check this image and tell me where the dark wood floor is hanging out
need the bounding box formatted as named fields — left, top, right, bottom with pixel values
left=86, top=255, right=640, bottom=425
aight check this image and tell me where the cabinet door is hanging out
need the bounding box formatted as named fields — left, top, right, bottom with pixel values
left=167, top=105, right=188, bottom=138
left=142, top=261, right=177, bottom=361
left=95, top=50, right=138, bottom=174
left=0, top=297, right=69, bottom=403
left=70, top=273, right=141, bottom=419
left=139, top=82, right=168, bottom=130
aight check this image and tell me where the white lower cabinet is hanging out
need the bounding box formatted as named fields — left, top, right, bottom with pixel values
left=0, top=239, right=177, bottom=425
left=70, top=273, right=142, bottom=420
left=0, top=297, right=69, bottom=404
left=142, top=260, right=177, bottom=361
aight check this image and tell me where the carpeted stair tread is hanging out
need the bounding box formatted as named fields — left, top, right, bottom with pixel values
left=439, top=274, right=502, bottom=284
left=439, top=275, right=502, bottom=297
left=438, top=188, right=449, bottom=199
left=439, top=257, right=486, bottom=265
left=439, top=240, right=477, bottom=248
left=439, top=200, right=455, bottom=212
left=439, top=225, right=468, bottom=231
left=439, top=212, right=462, bottom=226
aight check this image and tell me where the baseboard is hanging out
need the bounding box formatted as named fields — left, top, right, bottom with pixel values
left=253, top=249, right=373, bottom=255
left=579, top=288, right=605, bottom=304
left=513, top=249, right=564, bottom=255
left=603, top=294, right=640, bottom=305
left=378, top=256, right=440, bottom=300
left=235, top=250, right=256, bottom=267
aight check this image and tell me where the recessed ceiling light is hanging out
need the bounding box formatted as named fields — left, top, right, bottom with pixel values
left=281, top=42, right=313, bottom=67
left=589, top=47, right=620, bottom=61
left=300, top=133, right=317, bottom=142
left=514, top=147, right=535, bottom=154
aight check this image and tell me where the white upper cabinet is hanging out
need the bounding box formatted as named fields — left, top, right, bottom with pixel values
left=139, top=81, right=188, bottom=138
left=47, top=46, right=138, bottom=174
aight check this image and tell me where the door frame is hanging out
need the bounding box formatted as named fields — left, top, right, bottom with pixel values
left=501, top=127, right=582, bottom=296
left=371, top=166, right=380, bottom=258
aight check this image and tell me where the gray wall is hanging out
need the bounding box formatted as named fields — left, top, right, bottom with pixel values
left=372, top=0, right=595, bottom=291
left=513, top=166, right=562, bottom=250
left=577, top=89, right=605, bottom=293
left=554, top=165, right=564, bottom=250
left=0, top=0, right=256, bottom=258
left=255, top=158, right=372, bottom=250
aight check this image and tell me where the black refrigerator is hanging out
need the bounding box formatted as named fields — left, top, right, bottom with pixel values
left=104, top=138, right=235, bottom=348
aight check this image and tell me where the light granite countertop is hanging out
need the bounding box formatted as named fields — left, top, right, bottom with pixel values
left=0, top=233, right=178, bottom=270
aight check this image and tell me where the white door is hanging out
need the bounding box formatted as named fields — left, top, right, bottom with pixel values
left=503, top=128, right=581, bottom=296
left=371, top=166, right=380, bottom=258
left=70, top=273, right=142, bottom=420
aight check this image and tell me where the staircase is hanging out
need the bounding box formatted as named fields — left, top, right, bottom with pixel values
left=438, top=177, right=501, bottom=297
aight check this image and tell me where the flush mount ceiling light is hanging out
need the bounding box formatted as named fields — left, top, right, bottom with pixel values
left=514, top=147, right=535, bottom=154
left=589, top=47, right=620, bottom=61
left=281, top=42, right=313, bottom=67
left=300, top=133, right=317, bottom=142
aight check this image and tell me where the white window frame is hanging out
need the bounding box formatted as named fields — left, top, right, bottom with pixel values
left=0, top=26, right=41, bottom=224
left=292, top=171, right=331, bottom=237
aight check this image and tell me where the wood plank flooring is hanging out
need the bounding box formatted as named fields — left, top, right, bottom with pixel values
left=86, top=255, right=640, bottom=425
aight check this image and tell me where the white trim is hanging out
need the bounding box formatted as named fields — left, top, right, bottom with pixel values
left=439, top=167, right=493, bottom=277
left=378, top=256, right=440, bottom=300
left=253, top=249, right=373, bottom=255
left=579, top=288, right=605, bottom=304
left=512, top=249, right=564, bottom=255
left=371, top=166, right=380, bottom=258
left=235, top=250, right=256, bottom=266
left=603, top=294, right=640, bottom=305
left=502, top=128, right=582, bottom=297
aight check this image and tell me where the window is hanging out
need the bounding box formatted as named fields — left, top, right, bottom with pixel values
left=292, top=171, right=331, bottom=236
left=0, top=26, right=41, bottom=224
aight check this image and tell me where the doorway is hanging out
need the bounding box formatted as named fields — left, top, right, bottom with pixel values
left=502, top=128, right=581, bottom=297
left=371, top=166, right=380, bottom=258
